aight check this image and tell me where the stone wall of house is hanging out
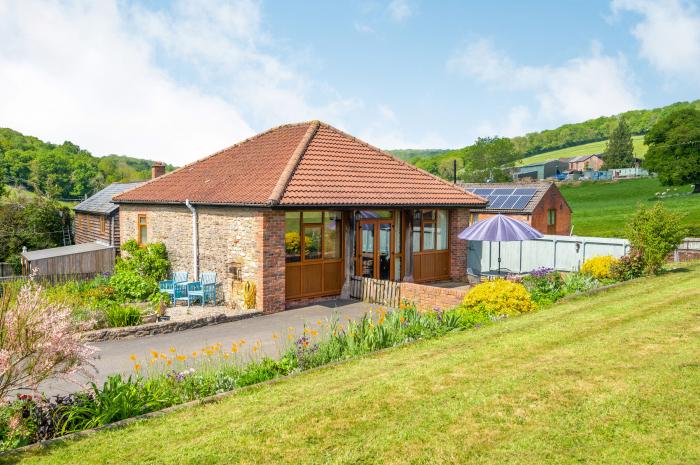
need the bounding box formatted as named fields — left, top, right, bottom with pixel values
left=119, top=205, right=262, bottom=309
left=399, top=281, right=468, bottom=311
left=449, top=208, right=469, bottom=281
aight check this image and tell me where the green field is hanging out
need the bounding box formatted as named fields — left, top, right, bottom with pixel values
left=517, top=135, right=647, bottom=166
left=9, top=265, right=700, bottom=465
left=560, top=177, right=700, bottom=237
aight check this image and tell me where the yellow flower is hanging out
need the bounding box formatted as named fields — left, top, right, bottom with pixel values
left=272, top=333, right=279, bottom=340
left=287, top=334, right=293, bottom=340
left=316, top=320, right=322, bottom=326
left=176, top=355, right=187, bottom=362
left=252, top=346, right=258, bottom=353
left=239, top=339, right=246, bottom=345
left=231, top=345, right=238, bottom=353
left=310, top=330, right=318, bottom=336
left=169, top=346, right=176, bottom=353
left=223, top=353, right=230, bottom=359
left=133, top=364, right=141, bottom=371
left=130, top=354, right=137, bottom=361
left=192, top=351, right=198, bottom=358
left=149, top=359, right=156, bottom=366
left=287, top=326, right=294, bottom=332
left=150, top=350, right=159, bottom=358
left=160, top=353, right=167, bottom=359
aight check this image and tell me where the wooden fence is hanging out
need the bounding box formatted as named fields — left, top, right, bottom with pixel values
left=0, top=263, right=14, bottom=278
left=349, top=276, right=401, bottom=308
left=674, top=238, right=700, bottom=262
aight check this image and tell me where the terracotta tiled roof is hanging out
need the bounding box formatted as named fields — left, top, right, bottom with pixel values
left=114, top=121, right=487, bottom=208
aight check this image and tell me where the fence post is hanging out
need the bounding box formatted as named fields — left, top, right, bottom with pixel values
left=552, top=239, right=558, bottom=270
left=518, top=241, right=523, bottom=273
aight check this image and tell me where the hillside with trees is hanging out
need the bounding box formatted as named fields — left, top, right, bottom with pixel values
left=402, top=99, right=700, bottom=180
left=0, top=128, right=174, bottom=200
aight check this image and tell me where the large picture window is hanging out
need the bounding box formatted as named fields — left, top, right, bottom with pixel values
left=285, top=211, right=343, bottom=263
left=413, top=209, right=448, bottom=252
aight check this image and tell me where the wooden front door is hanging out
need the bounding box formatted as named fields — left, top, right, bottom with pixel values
left=357, top=221, right=393, bottom=280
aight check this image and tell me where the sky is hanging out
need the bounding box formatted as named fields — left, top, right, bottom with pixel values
left=1, top=0, right=700, bottom=165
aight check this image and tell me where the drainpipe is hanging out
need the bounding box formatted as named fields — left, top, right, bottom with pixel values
left=185, top=199, right=199, bottom=279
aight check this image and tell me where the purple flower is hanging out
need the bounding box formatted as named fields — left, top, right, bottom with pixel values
left=531, top=267, right=554, bottom=278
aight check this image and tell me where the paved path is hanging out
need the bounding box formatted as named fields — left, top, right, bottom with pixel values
left=40, top=299, right=373, bottom=396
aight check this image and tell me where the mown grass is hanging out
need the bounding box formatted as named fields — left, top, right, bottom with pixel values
left=7, top=265, right=700, bottom=465
left=517, top=135, right=647, bottom=166
left=560, top=177, right=700, bottom=237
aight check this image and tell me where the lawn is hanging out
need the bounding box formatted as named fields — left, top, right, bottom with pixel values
left=8, top=265, right=700, bottom=464
left=517, top=135, right=647, bottom=166
left=560, top=177, right=700, bottom=237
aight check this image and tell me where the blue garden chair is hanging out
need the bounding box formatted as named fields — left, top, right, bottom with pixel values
left=159, top=271, right=189, bottom=303
left=186, top=272, right=217, bottom=307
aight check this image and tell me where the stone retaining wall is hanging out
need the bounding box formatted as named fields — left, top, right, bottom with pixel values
left=81, top=311, right=261, bottom=342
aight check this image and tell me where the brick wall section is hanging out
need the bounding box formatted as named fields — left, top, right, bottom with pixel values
left=399, top=282, right=467, bottom=311
left=257, top=210, right=286, bottom=314
left=530, top=187, right=572, bottom=235
left=119, top=205, right=261, bottom=308
left=449, top=208, right=469, bottom=280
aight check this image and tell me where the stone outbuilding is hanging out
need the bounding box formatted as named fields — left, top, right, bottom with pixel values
left=459, top=182, right=572, bottom=235
left=113, top=121, right=487, bottom=313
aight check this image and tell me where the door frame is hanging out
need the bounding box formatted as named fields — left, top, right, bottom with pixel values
left=355, top=217, right=395, bottom=280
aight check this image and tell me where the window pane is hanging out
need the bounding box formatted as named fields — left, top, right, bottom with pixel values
left=303, top=211, right=322, bottom=223
left=357, top=210, right=392, bottom=219
left=304, top=225, right=322, bottom=260
left=285, top=212, right=301, bottom=263
left=139, top=226, right=147, bottom=244
left=324, top=212, right=342, bottom=259
left=412, top=210, right=421, bottom=252
left=423, top=222, right=435, bottom=250
left=139, top=216, right=146, bottom=225
left=437, top=210, right=448, bottom=250
left=394, top=212, right=402, bottom=253
left=422, top=210, right=435, bottom=221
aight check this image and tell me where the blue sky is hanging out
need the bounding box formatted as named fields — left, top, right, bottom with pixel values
left=1, top=0, right=699, bottom=164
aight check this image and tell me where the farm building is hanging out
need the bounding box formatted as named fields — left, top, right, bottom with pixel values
left=73, top=182, right=145, bottom=248
left=113, top=121, right=488, bottom=314
left=567, top=154, right=604, bottom=172
left=513, top=160, right=568, bottom=180
left=21, top=242, right=116, bottom=278
left=459, top=182, right=572, bottom=235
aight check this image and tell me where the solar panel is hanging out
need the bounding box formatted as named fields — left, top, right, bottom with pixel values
left=501, top=196, right=519, bottom=209
left=513, top=188, right=537, bottom=195
left=491, top=188, right=515, bottom=196
left=472, top=188, right=493, bottom=196
left=512, top=195, right=531, bottom=210
left=489, top=195, right=507, bottom=208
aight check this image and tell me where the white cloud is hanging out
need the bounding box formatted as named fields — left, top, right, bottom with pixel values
left=447, top=38, right=640, bottom=136
left=0, top=0, right=363, bottom=165
left=387, top=0, right=414, bottom=22
left=355, top=104, right=448, bottom=149
left=612, top=0, right=700, bottom=79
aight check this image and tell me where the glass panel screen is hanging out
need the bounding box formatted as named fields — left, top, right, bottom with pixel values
left=423, top=222, right=435, bottom=250
left=394, top=211, right=402, bottom=253
left=304, top=225, right=322, bottom=260
left=436, top=210, right=448, bottom=250
left=303, top=211, right=322, bottom=223
left=324, top=212, right=342, bottom=259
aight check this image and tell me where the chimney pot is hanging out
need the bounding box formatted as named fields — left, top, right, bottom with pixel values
left=151, top=162, right=166, bottom=179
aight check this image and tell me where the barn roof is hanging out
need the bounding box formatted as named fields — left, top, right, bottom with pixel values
left=74, top=182, right=145, bottom=215
left=113, top=121, right=487, bottom=208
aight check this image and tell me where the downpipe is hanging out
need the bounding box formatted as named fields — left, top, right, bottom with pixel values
left=185, top=199, right=199, bottom=279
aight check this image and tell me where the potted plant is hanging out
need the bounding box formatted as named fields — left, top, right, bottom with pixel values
left=150, top=292, right=171, bottom=322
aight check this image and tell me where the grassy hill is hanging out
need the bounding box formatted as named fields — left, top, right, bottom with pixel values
left=517, top=135, right=648, bottom=166
left=561, top=178, right=700, bottom=237
left=10, top=265, right=700, bottom=464
left=387, top=149, right=450, bottom=160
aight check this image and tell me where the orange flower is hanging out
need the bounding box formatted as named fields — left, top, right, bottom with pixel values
left=239, top=339, right=246, bottom=345
left=176, top=355, right=187, bottom=362
left=271, top=333, right=279, bottom=340
left=150, top=350, right=159, bottom=358
left=130, top=354, right=137, bottom=361
left=166, top=359, right=173, bottom=366
left=133, top=364, right=141, bottom=371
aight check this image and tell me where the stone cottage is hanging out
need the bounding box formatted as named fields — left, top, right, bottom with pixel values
left=113, top=121, right=487, bottom=313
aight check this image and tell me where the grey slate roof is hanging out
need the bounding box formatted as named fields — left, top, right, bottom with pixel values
left=569, top=154, right=602, bottom=163
left=22, top=242, right=114, bottom=261
left=457, top=182, right=553, bottom=214
left=74, top=182, right=145, bottom=215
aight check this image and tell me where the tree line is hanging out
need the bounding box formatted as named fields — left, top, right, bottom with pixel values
left=0, top=128, right=173, bottom=199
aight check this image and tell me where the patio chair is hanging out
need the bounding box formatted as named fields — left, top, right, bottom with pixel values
left=466, top=267, right=481, bottom=285
left=158, top=271, right=189, bottom=302
left=172, top=282, right=191, bottom=306
left=186, top=272, right=217, bottom=307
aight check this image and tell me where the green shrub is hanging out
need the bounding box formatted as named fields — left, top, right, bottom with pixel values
left=461, top=280, right=536, bottom=316
left=610, top=249, right=646, bottom=281
left=110, top=270, right=158, bottom=302
left=104, top=304, right=142, bottom=327
left=563, top=273, right=600, bottom=294
left=521, top=271, right=566, bottom=306
left=116, top=240, right=170, bottom=282
left=624, top=203, right=687, bottom=274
